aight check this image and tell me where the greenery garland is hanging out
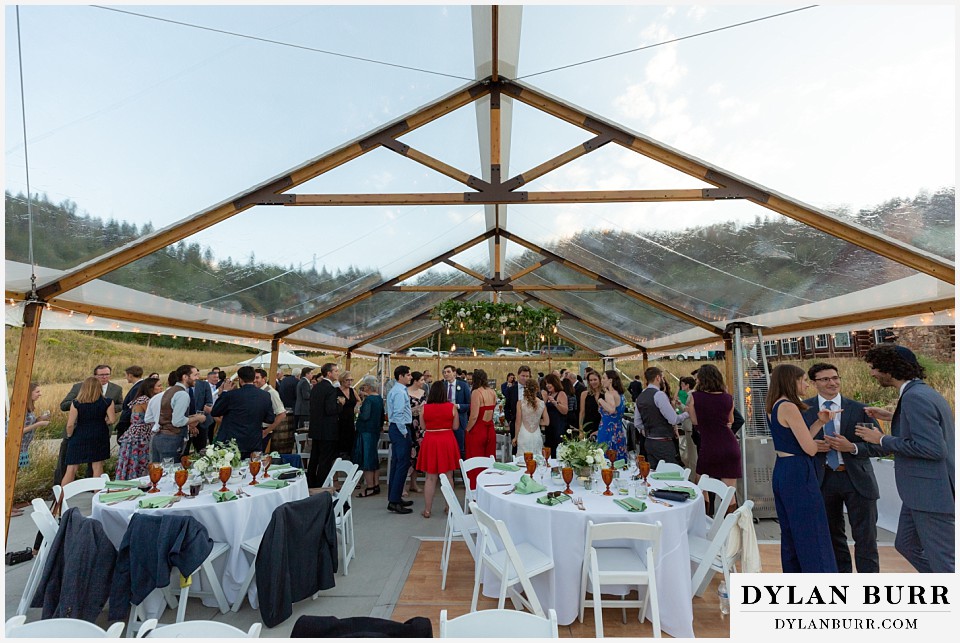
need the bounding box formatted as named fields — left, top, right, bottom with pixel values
left=434, top=301, right=561, bottom=343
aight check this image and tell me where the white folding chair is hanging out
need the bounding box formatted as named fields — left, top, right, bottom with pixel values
left=294, top=432, right=311, bottom=468
left=578, top=520, right=662, bottom=638
left=689, top=499, right=754, bottom=598
left=136, top=618, right=261, bottom=638
left=440, top=608, right=558, bottom=638
left=5, top=615, right=124, bottom=638
left=333, top=468, right=363, bottom=575
left=322, top=457, right=359, bottom=489
left=377, top=434, right=391, bottom=480
left=468, top=501, right=554, bottom=618
left=127, top=543, right=231, bottom=636
left=439, top=474, right=478, bottom=590
left=52, top=473, right=110, bottom=513
left=653, top=460, right=691, bottom=481
left=695, top=474, right=737, bottom=540
left=16, top=498, right=60, bottom=616
left=459, top=456, right=494, bottom=513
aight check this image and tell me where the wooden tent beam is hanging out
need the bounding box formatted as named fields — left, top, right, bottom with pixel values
left=442, top=259, right=489, bottom=283
left=505, top=258, right=554, bottom=283
left=500, top=79, right=955, bottom=285
left=501, top=230, right=722, bottom=335
left=284, top=188, right=709, bottom=206
left=383, top=284, right=616, bottom=292
left=278, top=230, right=494, bottom=338
left=5, top=303, right=43, bottom=543
left=501, top=135, right=612, bottom=191
left=380, top=138, right=488, bottom=190
left=34, top=81, right=489, bottom=301
left=525, top=292, right=645, bottom=350
left=268, top=338, right=281, bottom=386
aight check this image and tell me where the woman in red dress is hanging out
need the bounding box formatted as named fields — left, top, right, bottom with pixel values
left=464, top=369, right=497, bottom=459
left=416, top=381, right=461, bottom=518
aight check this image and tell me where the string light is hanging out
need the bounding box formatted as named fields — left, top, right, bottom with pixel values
left=85, top=314, right=95, bottom=324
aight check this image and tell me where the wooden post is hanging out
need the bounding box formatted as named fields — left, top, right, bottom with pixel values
left=268, top=338, right=280, bottom=386
left=723, top=336, right=735, bottom=392
left=642, top=349, right=649, bottom=373
left=345, top=351, right=353, bottom=373
left=5, top=302, right=43, bottom=544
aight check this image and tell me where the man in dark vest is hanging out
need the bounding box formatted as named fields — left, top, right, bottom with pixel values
left=635, top=367, right=689, bottom=467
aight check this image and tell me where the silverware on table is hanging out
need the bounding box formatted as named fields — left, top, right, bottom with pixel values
left=501, top=488, right=515, bottom=495
left=483, top=483, right=512, bottom=487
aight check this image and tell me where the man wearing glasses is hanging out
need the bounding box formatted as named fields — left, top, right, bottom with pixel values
left=54, top=364, right=124, bottom=484
left=801, top=362, right=881, bottom=573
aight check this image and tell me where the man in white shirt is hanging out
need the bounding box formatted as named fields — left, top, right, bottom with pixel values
left=254, top=368, right=288, bottom=452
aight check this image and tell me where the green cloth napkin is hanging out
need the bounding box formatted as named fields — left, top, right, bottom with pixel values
left=105, top=480, right=138, bottom=489
left=662, top=484, right=697, bottom=498
left=269, top=462, right=294, bottom=471
left=257, top=479, right=289, bottom=489
left=614, top=497, right=647, bottom=512
left=98, top=488, right=144, bottom=504
left=269, top=451, right=281, bottom=459
left=651, top=471, right=684, bottom=480
left=138, top=495, right=174, bottom=509
left=536, top=493, right=572, bottom=506
left=513, top=474, right=546, bottom=495
left=212, top=491, right=238, bottom=502
left=613, top=459, right=626, bottom=470
left=493, top=462, right=520, bottom=472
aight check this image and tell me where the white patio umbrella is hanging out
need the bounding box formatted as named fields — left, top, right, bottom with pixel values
left=236, top=351, right=320, bottom=369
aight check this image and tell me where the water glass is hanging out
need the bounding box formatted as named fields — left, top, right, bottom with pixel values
left=634, top=480, right=648, bottom=499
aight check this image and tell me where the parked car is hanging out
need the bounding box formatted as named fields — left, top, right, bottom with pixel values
left=494, top=346, right=531, bottom=356
left=539, top=344, right=576, bottom=356
left=404, top=346, right=437, bottom=357
left=530, top=350, right=541, bottom=356
left=669, top=350, right=709, bottom=361
left=475, top=349, right=493, bottom=356
left=449, top=346, right=477, bottom=357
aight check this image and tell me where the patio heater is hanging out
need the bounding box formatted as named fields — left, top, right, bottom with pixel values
left=725, top=322, right=776, bottom=519
left=376, top=352, right=391, bottom=397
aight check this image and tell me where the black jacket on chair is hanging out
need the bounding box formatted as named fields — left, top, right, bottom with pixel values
left=108, top=513, right=214, bottom=621
left=291, top=615, right=433, bottom=638
left=31, top=508, right=117, bottom=622
left=256, top=492, right=338, bottom=628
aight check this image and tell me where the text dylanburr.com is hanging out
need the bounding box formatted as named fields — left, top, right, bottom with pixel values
left=731, top=574, right=957, bottom=638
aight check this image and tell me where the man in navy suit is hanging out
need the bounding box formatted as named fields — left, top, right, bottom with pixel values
left=802, top=362, right=881, bottom=572
left=211, top=366, right=275, bottom=459
left=115, top=365, right=144, bottom=439
left=442, top=364, right=470, bottom=459
left=182, top=367, right=215, bottom=456
left=856, top=345, right=955, bottom=573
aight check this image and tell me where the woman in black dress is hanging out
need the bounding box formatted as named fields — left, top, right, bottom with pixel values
left=336, top=371, right=359, bottom=460
left=542, top=373, right=568, bottom=458
left=578, top=370, right=604, bottom=438
left=405, top=372, right=427, bottom=495
left=62, top=376, right=116, bottom=486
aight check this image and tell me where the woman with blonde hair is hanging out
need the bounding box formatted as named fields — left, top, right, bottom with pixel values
left=767, top=364, right=836, bottom=572
left=61, top=376, right=116, bottom=486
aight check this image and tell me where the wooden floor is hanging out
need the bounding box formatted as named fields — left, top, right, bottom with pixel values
left=391, top=540, right=915, bottom=638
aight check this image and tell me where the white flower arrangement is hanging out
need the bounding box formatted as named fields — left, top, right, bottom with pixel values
left=556, top=434, right=607, bottom=470
left=193, top=439, right=242, bottom=476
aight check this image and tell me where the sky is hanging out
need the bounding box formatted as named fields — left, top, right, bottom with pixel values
left=3, top=2, right=956, bottom=281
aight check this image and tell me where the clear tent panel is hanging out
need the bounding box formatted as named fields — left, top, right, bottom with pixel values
left=91, top=203, right=489, bottom=324
left=555, top=319, right=625, bottom=353
left=304, top=289, right=453, bottom=345
left=505, top=202, right=922, bottom=323
left=365, top=319, right=442, bottom=353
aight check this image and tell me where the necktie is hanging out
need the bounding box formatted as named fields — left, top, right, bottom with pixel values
left=188, top=386, right=196, bottom=415
left=823, top=400, right=840, bottom=469
left=448, top=382, right=454, bottom=403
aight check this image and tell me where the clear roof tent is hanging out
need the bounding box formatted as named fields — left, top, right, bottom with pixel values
left=6, top=5, right=954, bottom=364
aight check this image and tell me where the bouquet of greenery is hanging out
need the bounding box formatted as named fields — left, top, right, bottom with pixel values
left=556, top=430, right=608, bottom=470
left=193, top=439, right=242, bottom=477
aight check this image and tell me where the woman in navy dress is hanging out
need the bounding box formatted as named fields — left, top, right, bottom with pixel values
left=62, top=376, right=116, bottom=487
left=354, top=383, right=385, bottom=497
left=767, top=364, right=837, bottom=573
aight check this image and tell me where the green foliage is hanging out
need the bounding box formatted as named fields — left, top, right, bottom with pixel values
left=434, top=301, right=561, bottom=345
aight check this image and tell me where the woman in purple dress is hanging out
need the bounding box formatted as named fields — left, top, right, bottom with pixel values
left=687, top=364, right=741, bottom=510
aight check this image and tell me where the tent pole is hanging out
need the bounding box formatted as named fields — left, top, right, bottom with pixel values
left=5, top=302, right=43, bottom=544
left=267, top=338, right=280, bottom=386
left=345, top=351, right=352, bottom=373
left=723, top=336, right=735, bottom=393
left=642, top=349, right=649, bottom=373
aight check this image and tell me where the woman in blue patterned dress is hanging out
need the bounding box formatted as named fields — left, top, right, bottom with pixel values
left=596, top=370, right=627, bottom=462
left=115, top=377, right=161, bottom=481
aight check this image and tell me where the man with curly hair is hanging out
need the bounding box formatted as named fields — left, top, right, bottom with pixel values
left=855, top=345, right=954, bottom=573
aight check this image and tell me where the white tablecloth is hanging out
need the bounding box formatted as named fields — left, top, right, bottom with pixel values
left=476, top=467, right=705, bottom=637
left=91, top=472, right=309, bottom=611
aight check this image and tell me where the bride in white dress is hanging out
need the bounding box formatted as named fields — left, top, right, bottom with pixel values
left=513, top=379, right=549, bottom=454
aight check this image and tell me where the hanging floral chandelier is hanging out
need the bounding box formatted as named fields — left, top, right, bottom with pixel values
left=433, top=301, right=561, bottom=343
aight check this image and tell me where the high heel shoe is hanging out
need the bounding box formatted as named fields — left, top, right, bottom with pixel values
left=421, top=509, right=431, bottom=519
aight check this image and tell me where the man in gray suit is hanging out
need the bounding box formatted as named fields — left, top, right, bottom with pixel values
left=182, top=369, right=215, bottom=456
left=856, top=345, right=955, bottom=573
left=802, top=362, right=881, bottom=572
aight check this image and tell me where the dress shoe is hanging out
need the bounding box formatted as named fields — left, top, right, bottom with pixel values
left=387, top=502, right=413, bottom=514
left=400, top=499, right=414, bottom=507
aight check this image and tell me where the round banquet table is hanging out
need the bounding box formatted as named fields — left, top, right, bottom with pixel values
left=475, top=466, right=706, bottom=638
left=91, top=470, right=309, bottom=613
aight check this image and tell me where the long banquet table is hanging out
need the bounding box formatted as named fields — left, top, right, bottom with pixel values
left=476, top=466, right=706, bottom=638
left=92, top=470, right=309, bottom=612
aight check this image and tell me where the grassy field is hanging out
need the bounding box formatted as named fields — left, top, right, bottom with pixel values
left=6, top=329, right=954, bottom=503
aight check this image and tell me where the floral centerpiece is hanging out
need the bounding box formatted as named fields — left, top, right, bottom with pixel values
left=192, top=439, right=242, bottom=478
left=556, top=431, right=608, bottom=474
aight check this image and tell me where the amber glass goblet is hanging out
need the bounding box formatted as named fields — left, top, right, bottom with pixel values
left=601, top=468, right=615, bottom=496
left=218, top=466, right=232, bottom=493
left=248, top=459, right=261, bottom=485
left=525, top=458, right=537, bottom=476
left=174, top=468, right=188, bottom=496
left=181, top=455, right=191, bottom=470
left=639, top=460, right=651, bottom=487
left=148, top=463, right=163, bottom=494
left=261, top=455, right=272, bottom=479
left=606, top=449, right=617, bottom=465
left=523, top=451, right=533, bottom=463
left=561, top=467, right=574, bottom=495
left=541, top=447, right=552, bottom=463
